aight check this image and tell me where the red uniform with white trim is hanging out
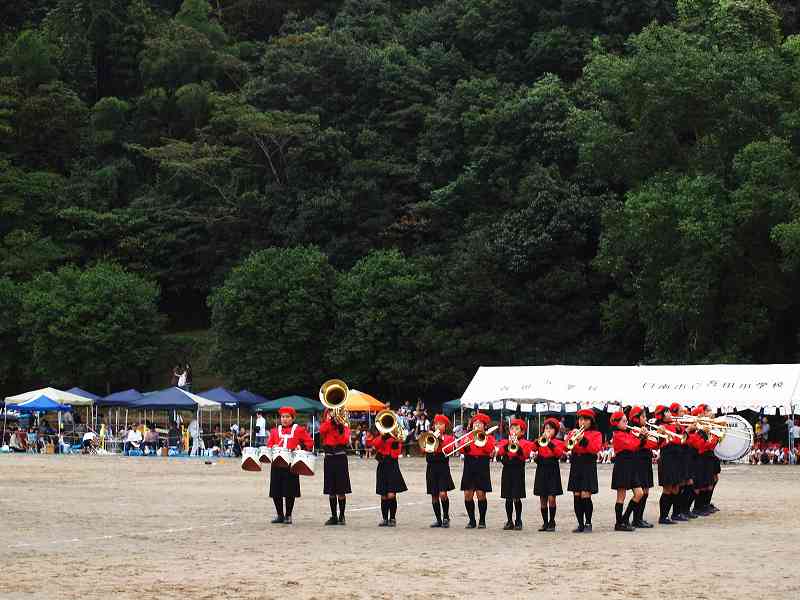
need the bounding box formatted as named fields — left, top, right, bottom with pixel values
left=267, top=424, right=313, bottom=450
left=571, top=429, right=602, bottom=455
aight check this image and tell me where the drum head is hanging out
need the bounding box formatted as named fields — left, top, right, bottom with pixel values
left=714, top=414, right=753, bottom=461
left=272, top=448, right=292, bottom=469
left=290, top=451, right=316, bottom=476
left=241, top=455, right=262, bottom=472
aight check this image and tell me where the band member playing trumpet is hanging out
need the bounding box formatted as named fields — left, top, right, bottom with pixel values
left=368, top=425, right=407, bottom=527
left=610, top=411, right=645, bottom=532
left=320, top=408, right=352, bottom=526
left=496, top=418, right=532, bottom=530
left=267, top=407, right=313, bottom=525
left=628, top=406, right=655, bottom=528
left=687, top=405, right=721, bottom=516
left=532, top=418, right=565, bottom=532
left=459, top=412, right=495, bottom=529
left=653, top=405, right=684, bottom=525
left=567, top=409, right=601, bottom=532
left=426, top=414, right=456, bottom=528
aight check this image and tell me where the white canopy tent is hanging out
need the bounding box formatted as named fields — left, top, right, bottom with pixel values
left=461, top=364, right=800, bottom=414
left=4, top=387, right=95, bottom=407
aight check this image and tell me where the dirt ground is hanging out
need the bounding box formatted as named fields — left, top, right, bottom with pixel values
left=0, top=454, right=796, bottom=600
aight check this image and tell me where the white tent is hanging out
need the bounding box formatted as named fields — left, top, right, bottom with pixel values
left=4, top=387, right=95, bottom=407
left=460, top=364, right=800, bottom=414
left=178, top=388, right=222, bottom=410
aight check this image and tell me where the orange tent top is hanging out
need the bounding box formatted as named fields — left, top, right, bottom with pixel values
left=345, top=389, right=386, bottom=412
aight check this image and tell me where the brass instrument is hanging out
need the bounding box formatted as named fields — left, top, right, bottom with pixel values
left=320, top=378, right=350, bottom=427
left=507, top=434, right=519, bottom=454
left=443, top=425, right=498, bottom=457
left=626, top=424, right=670, bottom=442
left=418, top=429, right=441, bottom=454
left=375, top=409, right=407, bottom=442
left=666, top=416, right=751, bottom=440
left=565, top=426, right=586, bottom=451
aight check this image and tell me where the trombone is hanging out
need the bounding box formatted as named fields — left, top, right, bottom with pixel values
left=320, top=379, right=350, bottom=427
left=565, top=426, right=586, bottom=451
left=626, top=424, right=671, bottom=443
left=443, top=425, right=498, bottom=457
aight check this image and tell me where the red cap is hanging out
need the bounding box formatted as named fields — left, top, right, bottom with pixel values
left=433, top=414, right=450, bottom=427
left=278, top=406, right=296, bottom=417
left=691, top=405, right=707, bottom=417
left=629, top=406, right=644, bottom=420
left=654, top=405, right=668, bottom=416
left=610, top=411, right=625, bottom=426
left=669, top=402, right=682, bottom=414
left=469, top=412, right=491, bottom=427
left=542, top=417, right=560, bottom=432
left=576, top=408, right=595, bottom=420
left=510, top=418, right=527, bottom=433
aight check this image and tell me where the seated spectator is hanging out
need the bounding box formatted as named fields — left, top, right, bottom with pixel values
left=143, top=427, right=159, bottom=455
left=82, top=429, right=99, bottom=453
left=124, top=424, right=143, bottom=454
left=168, top=421, right=180, bottom=449
left=10, top=427, right=27, bottom=452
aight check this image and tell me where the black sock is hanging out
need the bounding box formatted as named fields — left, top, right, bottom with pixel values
left=338, top=497, right=346, bottom=519
left=285, top=496, right=295, bottom=517
left=584, top=498, right=593, bottom=524
left=329, top=496, right=337, bottom=518
left=273, top=496, right=284, bottom=518
left=477, top=499, right=487, bottom=522
left=505, top=499, right=514, bottom=522
left=465, top=499, right=476, bottom=523
left=381, top=498, right=389, bottom=520
left=684, top=486, right=695, bottom=512
left=433, top=499, right=442, bottom=523
left=708, top=486, right=715, bottom=505
left=514, top=500, right=522, bottom=522
left=659, top=493, right=670, bottom=519
left=615, top=501, right=624, bottom=525
left=702, top=490, right=711, bottom=509
left=548, top=505, right=557, bottom=524
left=541, top=507, right=549, bottom=524
left=672, top=488, right=683, bottom=517
left=389, top=497, right=397, bottom=520
left=574, top=496, right=584, bottom=527
left=622, top=499, right=638, bottom=524
left=441, top=498, right=450, bottom=520
left=638, top=494, right=648, bottom=521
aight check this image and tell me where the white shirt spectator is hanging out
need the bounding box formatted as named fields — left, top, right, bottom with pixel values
left=178, top=371, right=187, bottom=387
left=791, top=424, right=800, bottom=439
left=126, top=430, right=142, bottom=444
left=188, top=419, right=199, bottom=438
left=82, top=431, right=97, bottom=442
left=256, top=416, right=266, bottom=438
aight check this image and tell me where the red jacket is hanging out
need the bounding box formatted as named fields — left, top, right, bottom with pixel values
left=533, top=437, right=565, bottom=459
left=661, top=423, right=686, bottom=447
left=267, top=424, right=313, bottom=451
left=571, top=429, right=602, bottom=455
left=368, top=433, right=403, bottom=459
left=612, top=429, right=641, bottom=454
left=688, top=431, right=720, bottom=454
left=319, top=418, right=350, bottom=447
left=432, top=433, right=455, bottom=456
left=461, top=432, right=495, bottom=457
left=496, top=438, right=534, bottom=460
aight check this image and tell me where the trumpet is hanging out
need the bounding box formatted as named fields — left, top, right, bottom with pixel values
left=443, top=426, right=498, bottom=457
left=375, top=409, right=407, bottom=442
left=625, top=424, right=670, bottom=442
left=565, top=426, right=585, bottom=451
left=507, top=434, right=520, bottom=454
left=320, top=379, right=350, bottom=427
left=417, top=429, right=441, bottom=454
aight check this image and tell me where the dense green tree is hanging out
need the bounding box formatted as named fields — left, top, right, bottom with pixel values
left=0, top=278, right=23, bottom=386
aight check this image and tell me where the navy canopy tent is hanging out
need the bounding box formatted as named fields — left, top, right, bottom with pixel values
left=198, top=387, right=241, bottom=407
left=236, top=390, right=269, bottom=408
left=67, top=387, right=101, bottom=402
left=99, top=389, right=142, bottom=407
left=130, top=388, right=198, bottom=410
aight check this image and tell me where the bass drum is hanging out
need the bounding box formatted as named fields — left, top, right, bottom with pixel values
left=241, top=447, right=261, bottom=472
left=258, top=446, right=273, bottom=464
left=290, top=450, right=316, bottom=477
left=714, top=414, right=754, bottom=461
left=271, top=447, right=293, bottom=469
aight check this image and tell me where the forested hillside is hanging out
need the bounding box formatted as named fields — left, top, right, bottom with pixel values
left=2, top=0, right=800, bottom=400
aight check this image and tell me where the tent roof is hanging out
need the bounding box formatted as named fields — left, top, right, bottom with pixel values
left=66, top=387, right=101, bottom=401
left=5, top=387, right=94, bottom=406
left=16, top=395, right=72, bottom=412
left=99, top=389, right=142, bottom=407
left=130, top=387, right=221, bottom=410
left=254, top=395, right=323, bottom=413
left=344, top=389, right=386, bottom=413
left=442, top=398, right=462, bottom=414
left=198, top=387, right=241, bottom=407
left=235, top=389, right=269, bottom=407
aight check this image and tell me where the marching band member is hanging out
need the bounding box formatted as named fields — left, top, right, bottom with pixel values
left=319, top=409, right=352, bottom=526
left=628, top=406, right=656, bottom=528
left=653, top=405, right=684, bottom=524
left=610, top=411, right=644, bottom=532
left=669, top=402, right=691, bottom=521
left=532, top=417, right=565, bottom=532
left=460, top=412, right=495, bottom=529
left=687, top=405, right=721, bottom=515
left=704, top=405, right=722, bottom=513
left=567, top=408, right=602, bottom=532
left=266, top=407, right=313, bottom=525
left=368, top=427, right=407, bottom=527
left=426, top=414, right=456, bottom=528
left=496, top=417, right=533, bottom=530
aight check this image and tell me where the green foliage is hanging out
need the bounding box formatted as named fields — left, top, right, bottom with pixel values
left=0, top=277, right=22, bottom=385
left=8, top=29, right=58, bottom=88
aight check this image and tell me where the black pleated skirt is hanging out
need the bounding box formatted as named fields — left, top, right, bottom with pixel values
left=376, top=457, right=407, bottom=495
left=657, top=445, right=685, bottom=486
left=426, top=458, right=455, bottom=495
left=460, top=455, right=492, bottom=492
left=685, top=446, right=698, bottom=481
left=567, top=453, right=598, bottom=494
left=533, top=457, right=562, bottom=497
left=323, top=453, right=352, bottom=495
left=637, top=449, right=654, bottom=489
left=713, top=455, right=721, bottom=474
left=694, top=452, right=716, bottom=488
left=611, top=451, right=642, bottom=490
left=269, top=463, right=301, bottom=498
left=500, top=459, right=527, bottom=498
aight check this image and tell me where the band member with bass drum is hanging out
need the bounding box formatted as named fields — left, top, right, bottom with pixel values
left=368, top=424, right=407, bottom=527
left=566, top=409, right=601, bottom=532
left=319, top=408, right=352, bottom=526
left=531, top=417, right=565, bottom=532
left=425, top=414, right=456, bottom=528
left=496, top=417, right=533, bottom=531
left=266, top=406, right=313, bottom=525
left=459, top=412, right=495, bottom=529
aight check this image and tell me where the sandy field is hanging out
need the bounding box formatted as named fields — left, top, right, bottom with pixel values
left=0, top=454, right=796, bottom=600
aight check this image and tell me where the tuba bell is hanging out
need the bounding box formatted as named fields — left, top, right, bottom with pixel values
left=375, top=409, right=407, bottom=441
left=320, top=379, right=350, bottom=427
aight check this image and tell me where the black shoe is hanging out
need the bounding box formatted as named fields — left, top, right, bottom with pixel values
left=583, top=523, right=592, bottom=532
left=465, top=521, right=477, bottom=529
left=388, top=518, right=396, bottom=527
left=708, top=504, right=719, bottom=513
left=546, top=521, right=556, bottom=532
left=503, top=521, right=514, bottom=530
left=671, top=514, right=688, bottom=522
left=338, top=516, right=346, bottom=525
left=658, top=516, right=675, bottom=525
left=271, top=516, right=285, bottom=524
left=283, top=516, right=292, bottom=524
left=442, top=518, right=450, bottom=528
left=514, top=520, right=523, bottom=531
left=477, top=520, right=486, bottom=529
left=615, top=523, right=634, bottom=531
left=632, top=520, right=645, bottom=528
left=638, top=519, right=654, bottom=528
left=324, top=516, right=339, bottom=526
left=431, top=521, right=443, bottom=528
left=572, top=525, right=585, bottom=533
left=378, top=519, right=389, bottom=527
left=686, top=512, right=698, bottom=519
left=689, top=510, right=703, bottom=518
left=538, top=523, right=549, bottom=531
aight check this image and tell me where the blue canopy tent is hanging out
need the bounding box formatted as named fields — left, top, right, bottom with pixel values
left=99, top=389, right=142, bottom=407
left=235, top=390, right=269, bottom=408
left=198, top=387, right=241, bottom=407
left=67, top=387, right=101, bottom=402
left=16, top=395, right=72, bottom=412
